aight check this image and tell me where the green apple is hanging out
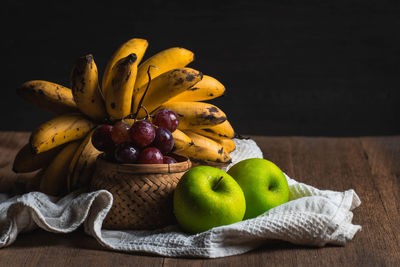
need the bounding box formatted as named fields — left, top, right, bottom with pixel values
left=227, top=158, right=289, bottom=220
left=173, top=166, right=246, bottom=234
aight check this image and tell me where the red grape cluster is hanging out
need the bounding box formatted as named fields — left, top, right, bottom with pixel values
left=92, top=109, right=179, bottom=164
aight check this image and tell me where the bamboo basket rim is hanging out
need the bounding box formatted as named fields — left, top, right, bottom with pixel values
left=96, top=154, right=192, bottom=174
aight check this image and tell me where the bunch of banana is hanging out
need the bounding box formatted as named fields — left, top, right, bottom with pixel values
left=13, top=37, right=237, bottom=196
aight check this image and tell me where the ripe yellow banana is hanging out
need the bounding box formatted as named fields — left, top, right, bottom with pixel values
left=123, top=118, right=135, bottom=126
left=171, top=129, right=194, bottom=153
left=156, top=102, right=227, bottom=130
left=166, top=75, right=225, bottom=103
left=30, top=113, right=96, bottom=154
left=13, top=143, right=64, bottom=173
left=177, top=131, right=231, bottom=164
left=70, top=54, right=107, bottom=121
left=102, top=38, right=148, bottom=95
left=133, top=68, right=203, bottom=118
left=67, top=130, right=101, bottom=192
left=133, top=47, right=194, bottom=98
left=39, top=141, right=80, bottom=196
left=216, top=138, right=236, bottom=153
left=17, top=80, right=79, bottom=114
left=104, top=54, right=138, bottom=120
left=192, top=120, right=235, bottom=140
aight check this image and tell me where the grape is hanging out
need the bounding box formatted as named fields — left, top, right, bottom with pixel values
left=92, top=125, right=114, bottom=152
left=114, top=142, right=139, bottom=163
left=152, top=127, right=174, bottom=154
left=111, top=121, right=132, bottom=145
left=130, top=120, right=156, bottom=148
left=163, top=156, right=177, bottom=164
left=104, top=147, right=116, bottom=162
left=153, top=109, right=179, bottom=132
left=138, top=147, right=163, bottom=164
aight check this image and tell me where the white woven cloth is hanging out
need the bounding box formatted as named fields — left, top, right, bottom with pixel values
left=0, top=139, right=361, bottom=258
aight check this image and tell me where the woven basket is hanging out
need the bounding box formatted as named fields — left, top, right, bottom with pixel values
left=90, top=154, right=191, bottom=230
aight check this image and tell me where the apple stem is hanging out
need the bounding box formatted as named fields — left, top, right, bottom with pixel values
left=213, top=176, right=224, bottom=191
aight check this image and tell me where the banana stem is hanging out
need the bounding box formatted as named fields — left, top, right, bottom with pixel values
left=212, top=176, right=224, bottom=191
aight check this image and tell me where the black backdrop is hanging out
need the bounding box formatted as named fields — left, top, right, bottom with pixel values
left=2, top=0, right=399, bottom=136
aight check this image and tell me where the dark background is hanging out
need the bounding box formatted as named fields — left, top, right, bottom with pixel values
left=1, top=0, right=399, bottom=136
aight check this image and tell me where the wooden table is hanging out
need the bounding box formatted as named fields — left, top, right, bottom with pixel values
left=0, top=132, right=399, bottom=266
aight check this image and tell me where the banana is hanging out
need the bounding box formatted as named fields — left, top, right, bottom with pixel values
left=216, top=138, right=236, bottom=153
left=171, top=129, right=194, bottom=153
left=30, top=113, right=96, bottom=154
left=67, top=130, right=101, bottom=192
left=123, top=118, right=135, bottom=126
left=13, top=143, right=64, bottom=173
left=133, top=68, right=203, bottom=118
left=70, top=54, right=107, bottom=121
left=177, top=131, right=231, bottom=164
left=102, top=38, right=148, bottom=95
left=25, top=169, right=45, bottom=193
left=132, top=47, right=195, bottom=107
left=192, top=120, right=235, bottom=140
left=166, top=75, right=225, bottom=103
left=17, top=80, right=79, bottom=114
left=156, top=102, right=227, bottom=130
left=134, top=47, right=194, bottom=92
left=39, top=141, right=80, bottom=196
left=104, top=54, right=138, bottom=120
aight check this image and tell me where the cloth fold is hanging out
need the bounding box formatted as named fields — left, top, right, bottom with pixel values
left=0, top=139, right=361, bottom=258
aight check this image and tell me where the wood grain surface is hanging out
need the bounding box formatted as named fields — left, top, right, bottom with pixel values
left=0, top=132, right=399, bottom=266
